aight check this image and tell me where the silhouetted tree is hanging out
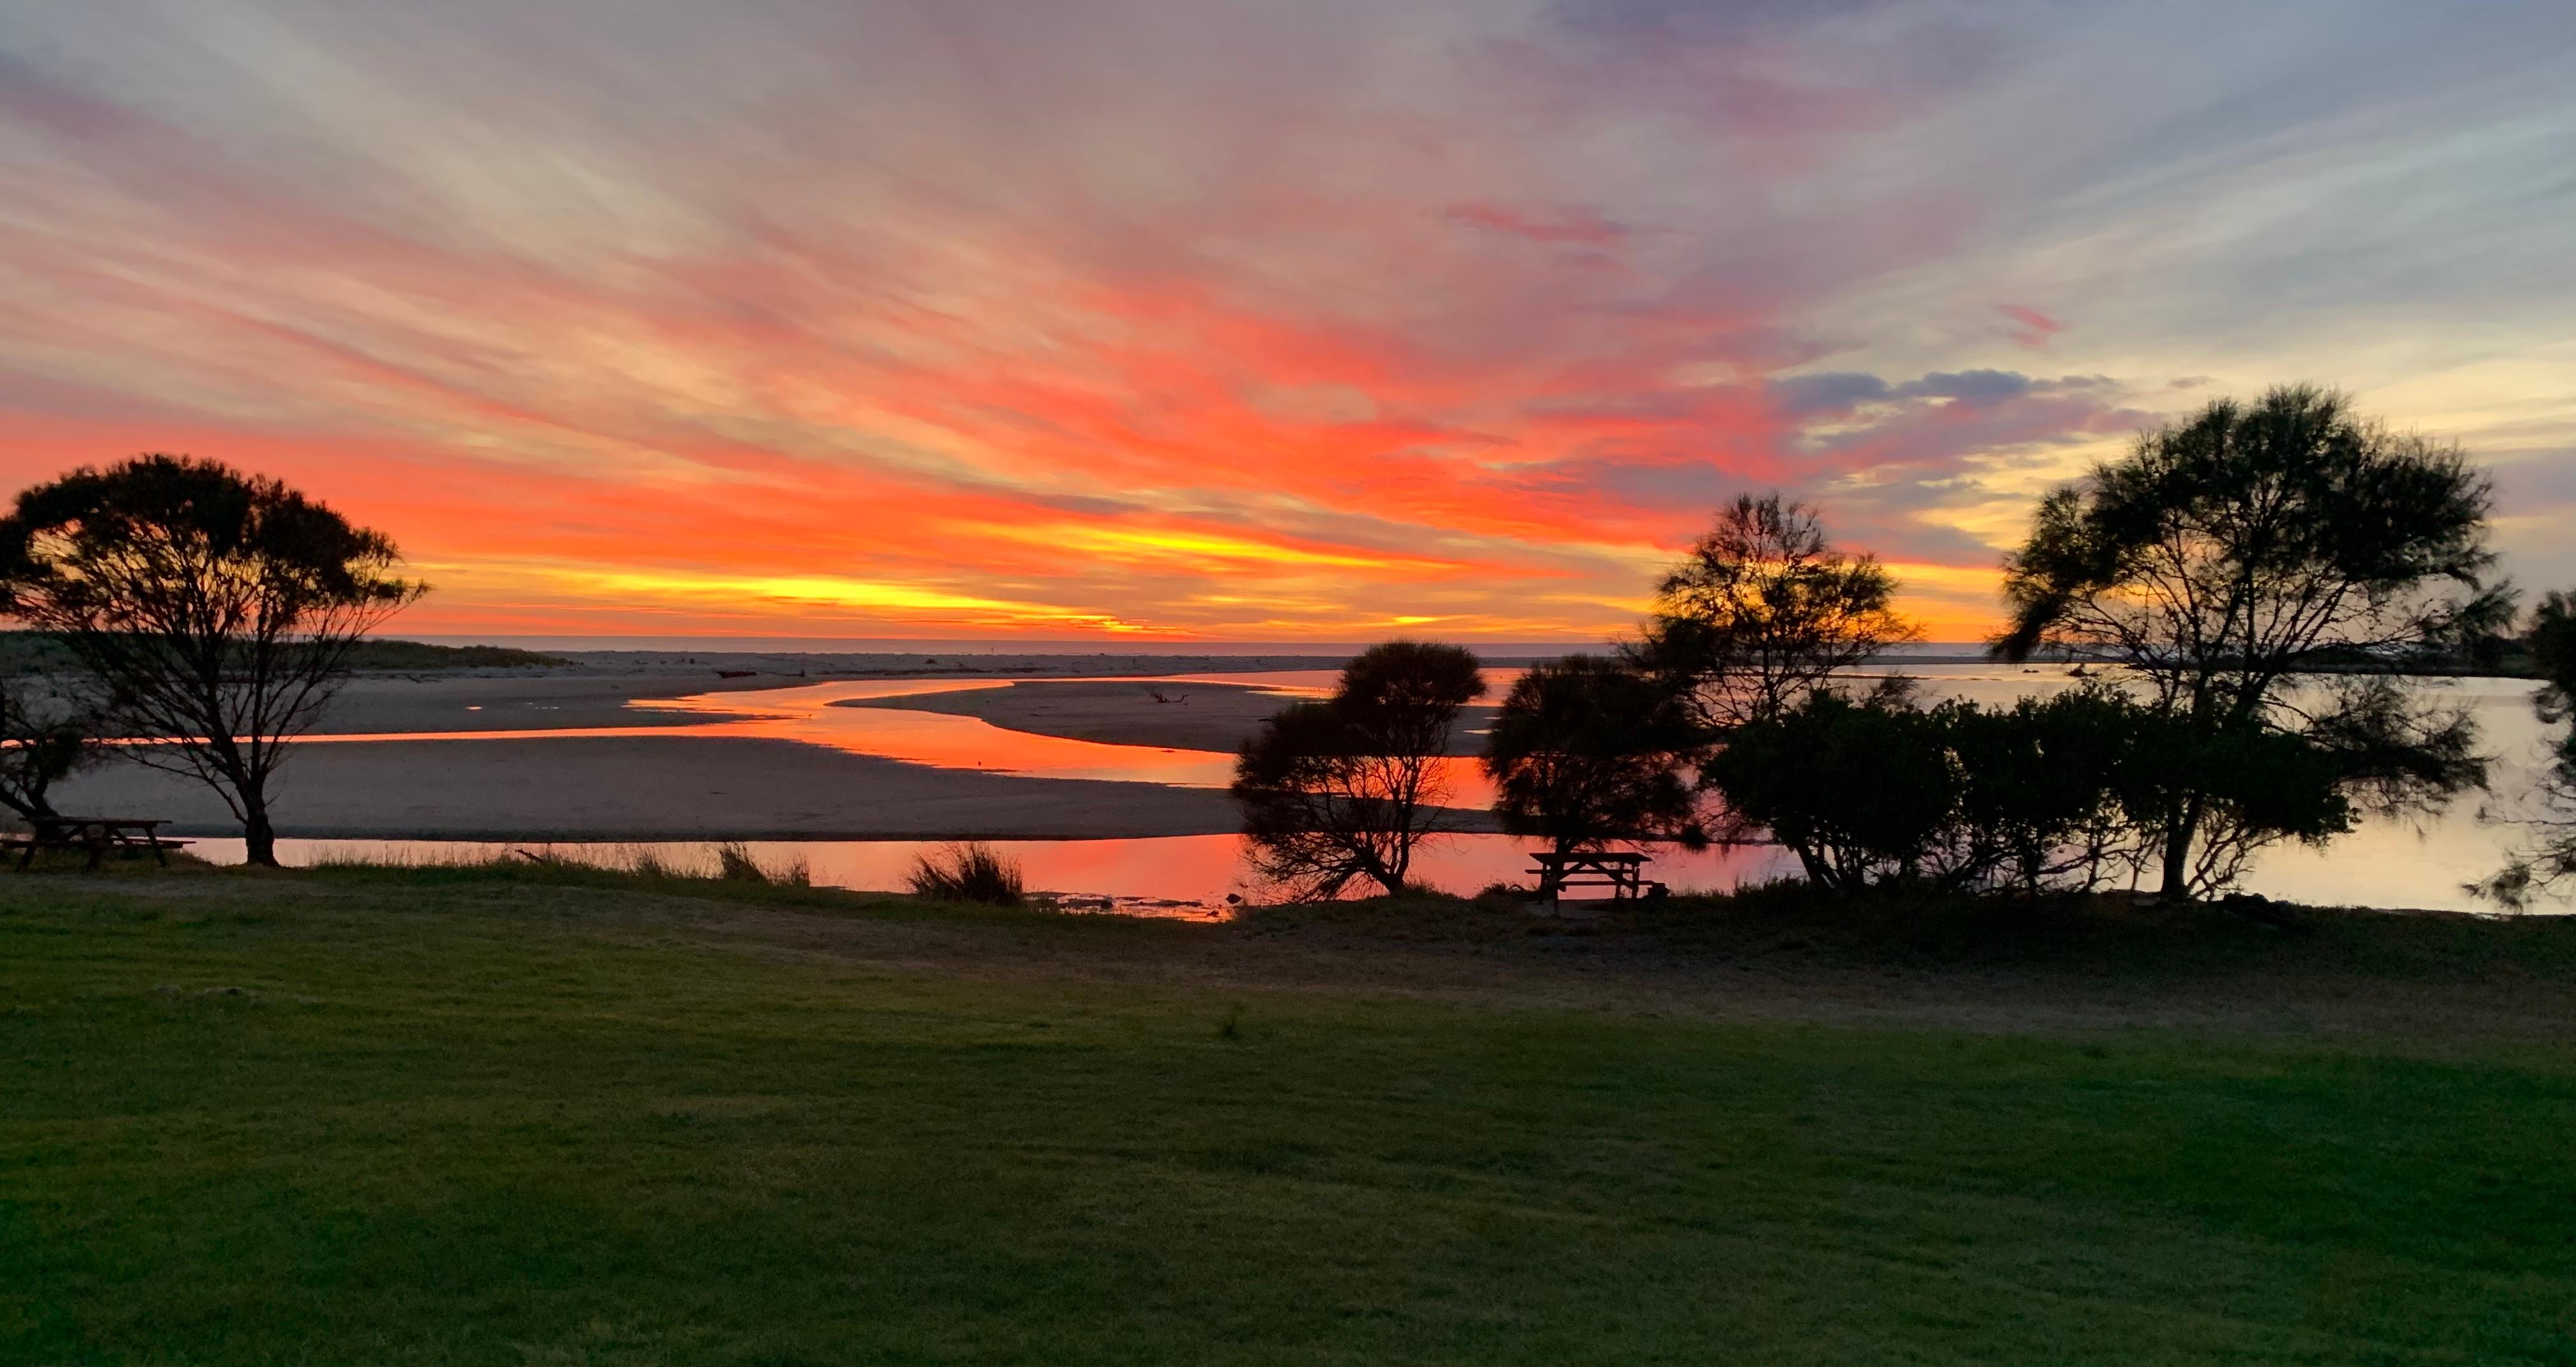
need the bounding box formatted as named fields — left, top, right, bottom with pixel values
left=1700, top=689, right=1956, bottom=893
left=0, top=455, right=424, bottom=865
left=2481, top=592, right=2576, bottom=907
left=1627, top=493, right=1915, bottom=732
left=1993, top=386, right=2501, bottom=897
left=1705, top=685, right=2356, bottom=897
left=0, top=675, right=96, bottom=824
left=1943, top=687, right=2159, bottom=894
left=1232, top=641, right=1484, bottom=899
left=1482, top=655, right=1704, bottom=892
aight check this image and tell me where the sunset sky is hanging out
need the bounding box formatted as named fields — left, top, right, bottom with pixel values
left=2, top=2, right=2571, bottom=642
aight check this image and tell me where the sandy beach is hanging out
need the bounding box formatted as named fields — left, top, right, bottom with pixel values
left=43, top=656, right=1432, bottom=841
left=56, top=735, right=1249, bottom=840
left=305, top=652, right=1366, bottom=735
left=836, top=678, right=1496, bottom=755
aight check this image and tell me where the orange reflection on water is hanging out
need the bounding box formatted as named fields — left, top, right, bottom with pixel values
left=658, top=678, right=1502, bottom=805
left=203, top=834, right=1799, bottom=911
left=300, top=676, right=1498, bottom=804
left=650, top=679, right=1243, bottom=785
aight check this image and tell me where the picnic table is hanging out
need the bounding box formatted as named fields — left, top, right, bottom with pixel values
left=1526, top=850, right=1667, bottom=903
left=4, top=816, right=191, bottom=871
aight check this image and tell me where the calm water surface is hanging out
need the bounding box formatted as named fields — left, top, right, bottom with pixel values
left=241, top=665, right=2557, bottom=914
left=192, top=833, right=1798, bottom=918
left=301, top=678, right=1240, bottom=785
left=300, top=673, right=1501, bottom=798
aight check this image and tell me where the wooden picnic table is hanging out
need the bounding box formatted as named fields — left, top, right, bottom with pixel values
left=4, top=816, right=191, bottom=871
left=1526, top=850, right=1667, bottom=903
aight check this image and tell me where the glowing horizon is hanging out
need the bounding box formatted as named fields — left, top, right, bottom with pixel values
left=3, top=4, right=2571, bottom=644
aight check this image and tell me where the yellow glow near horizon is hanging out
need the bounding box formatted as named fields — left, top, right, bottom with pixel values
left=391, top=549, right=2014, bottom=643
left=525, top=566, right=1152, bottom=632
left=1009, top=522, right=1429, bottom=572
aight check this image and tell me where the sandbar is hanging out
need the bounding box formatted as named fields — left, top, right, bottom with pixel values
left=47, top=658, right=1505, bottom=841
left=307, top=653, right=1359, bottom=735
left=834, top=679, right=1497, bottom=755
left=54, top=736, right=1251, bottom=840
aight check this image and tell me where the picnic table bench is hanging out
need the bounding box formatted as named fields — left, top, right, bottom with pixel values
left=1527, top=850, right=1667, bottom=903
left=3, top=816, right=192, bottom=870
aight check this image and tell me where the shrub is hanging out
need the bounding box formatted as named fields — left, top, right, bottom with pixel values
left=907, top=842, right=1025, bottom=905
left=1703, top=689, right=1957, bottom=893
left=1704, top=685, right=2358, bottom=898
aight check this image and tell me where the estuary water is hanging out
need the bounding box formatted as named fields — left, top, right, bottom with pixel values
left=202, top=665, right=2561, bottom=914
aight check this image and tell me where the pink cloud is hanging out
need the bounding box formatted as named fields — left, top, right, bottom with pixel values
left=1443, top=202, right=1627, bottom=247
left=1997, top=304, right=2064, bottom=350
left=0, top=4, right=2131, bottom=638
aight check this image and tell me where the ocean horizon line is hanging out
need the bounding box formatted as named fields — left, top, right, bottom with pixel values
left=394, top=634, right=2002, bottom=657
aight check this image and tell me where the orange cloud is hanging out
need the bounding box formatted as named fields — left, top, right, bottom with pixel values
left=0, top=10, right=2223, bottom=643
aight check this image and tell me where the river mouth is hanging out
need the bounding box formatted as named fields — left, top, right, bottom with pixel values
left=155, top=666, right=2575, bottom=915
left=290, top=673, right=1505, bottom=801
left=293, top=678, right=1241, bottom=786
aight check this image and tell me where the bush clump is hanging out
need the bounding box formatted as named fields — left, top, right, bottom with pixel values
left=907, top=843, right=1026, bottom=906
left=1701, top=685, right=2359, bottom=897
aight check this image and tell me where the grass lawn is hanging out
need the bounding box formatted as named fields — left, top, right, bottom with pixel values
left=3, top=866, right=2573, bottom=1364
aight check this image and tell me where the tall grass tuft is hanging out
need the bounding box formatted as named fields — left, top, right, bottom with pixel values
left=309, top=841, right=812, bottom=889
left=625, top=845, right=681, bottom=881
left=715, top=841, right=811, bottom=887
left=906, top=842, right=1025, bottom=906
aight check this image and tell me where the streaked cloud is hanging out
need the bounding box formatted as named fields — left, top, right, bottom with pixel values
left=1, top=1, right=2570, bottom=642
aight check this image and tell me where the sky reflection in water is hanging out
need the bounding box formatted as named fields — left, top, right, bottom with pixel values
left=273, top=666, right=2561, bottom=913
left=302, top=674, right=1501, bottom=799
left=192, top=834, right=1798, bottom=917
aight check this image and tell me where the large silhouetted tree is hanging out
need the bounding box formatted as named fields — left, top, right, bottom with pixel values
left=0, top=455, right=425, bottom=865
left=1627, top=493, right=1914, bottom=732
left=1482, top=655, right=1703, bottom=892
left=1994, top=386, right=2503, bottom=897
left=1232, top=641, right=1485, bottom=899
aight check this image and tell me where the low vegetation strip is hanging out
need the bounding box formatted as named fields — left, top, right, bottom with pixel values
left=4, top=869, right=2575, bottom=1364
left=0, top=630, right=565, bottom=675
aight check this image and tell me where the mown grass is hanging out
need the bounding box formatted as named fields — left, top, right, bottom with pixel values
left=3, top=867, right=2573, bottom=1364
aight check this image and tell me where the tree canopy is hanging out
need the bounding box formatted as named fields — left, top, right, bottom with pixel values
left=1993, top=386, right=2500, bottom=896
left=0, top=454, right=424, bottom=864
left=1701, top=685, right=2359, bottom=897
left=1232, top=641, right=1484, bottom=899
left=1481, top=655, right=1704, bottom=887
left=1627, top=493, right=1914, bottom=732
